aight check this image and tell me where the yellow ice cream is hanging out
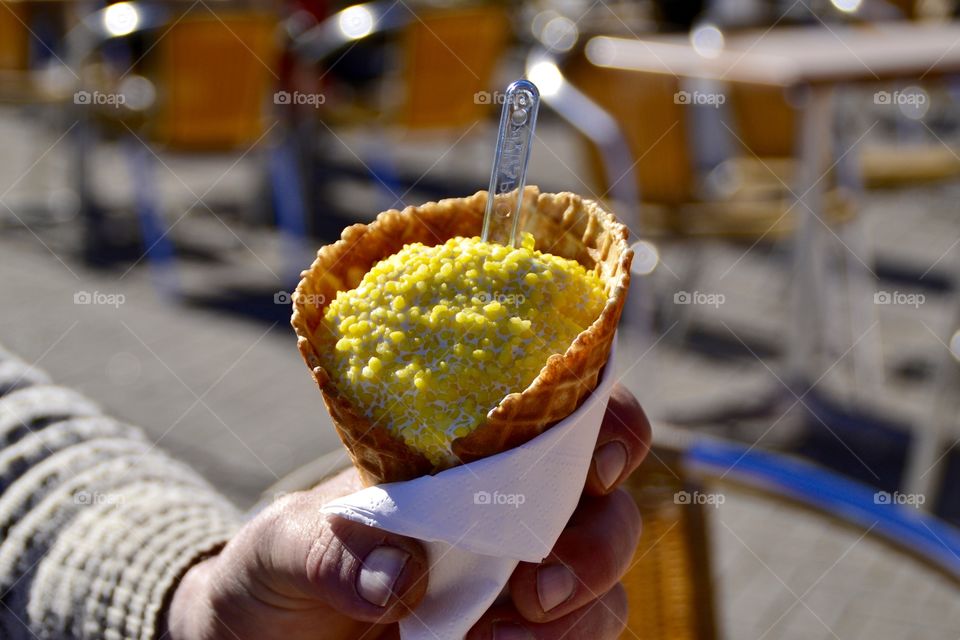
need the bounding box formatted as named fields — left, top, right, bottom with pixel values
left=320, top=232, right=606, bottom=465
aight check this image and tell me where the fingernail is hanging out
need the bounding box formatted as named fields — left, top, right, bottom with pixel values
left=537, top=564, right=576, bottom=612
left=493, top=622, right=533, bottom=640
left=594, top=441, right=628, bottom=490
left=357, top=546, right=410, bottom=607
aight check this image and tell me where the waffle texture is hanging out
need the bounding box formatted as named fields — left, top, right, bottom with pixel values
left=292, top=188, right=633, bottom=485
left=0, top=349, right=240, bottom=640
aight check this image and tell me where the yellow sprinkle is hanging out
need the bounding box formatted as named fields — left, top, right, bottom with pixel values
left=483, top=301, right=502, bottom=315
left=508, top=317, right=527, bottom=334
left=320, top=232, right=606, bottom=465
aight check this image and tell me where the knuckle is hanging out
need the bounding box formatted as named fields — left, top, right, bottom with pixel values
left=602, top=393, right=651, bottom=465
left=304, top=519, right=344, bottom=586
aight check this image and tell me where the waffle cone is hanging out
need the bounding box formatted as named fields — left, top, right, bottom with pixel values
left=291, top=187, right=633, bottom=486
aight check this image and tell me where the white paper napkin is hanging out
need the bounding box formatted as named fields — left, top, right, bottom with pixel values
left=321, top=340, right=618, bottom=640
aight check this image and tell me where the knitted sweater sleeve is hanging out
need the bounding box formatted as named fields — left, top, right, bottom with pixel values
left=0, top=346, right=242, bottom=639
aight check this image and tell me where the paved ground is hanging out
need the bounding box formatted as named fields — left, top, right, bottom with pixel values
left=711, top=480, right=960, bottom=640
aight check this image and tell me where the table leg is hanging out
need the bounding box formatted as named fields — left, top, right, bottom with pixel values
left=787, top=86, right=834, bottom=394
left=903, top=304, right=960, bottom=505
left=833, top=95, right=884, bottom=401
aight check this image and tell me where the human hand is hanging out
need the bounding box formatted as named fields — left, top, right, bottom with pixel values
left=466, top=383, right=651, bottom=639
left=165, top=383, right=651, bottom=640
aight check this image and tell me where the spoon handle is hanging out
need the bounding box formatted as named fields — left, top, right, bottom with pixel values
left=482, top=80, right=540, bottom=247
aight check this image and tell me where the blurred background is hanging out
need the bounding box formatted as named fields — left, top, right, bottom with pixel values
left=3, top=0, right=960, bottom=637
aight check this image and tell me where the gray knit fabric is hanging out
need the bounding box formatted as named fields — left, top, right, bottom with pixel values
left=0, top=347, right=242, bottom=639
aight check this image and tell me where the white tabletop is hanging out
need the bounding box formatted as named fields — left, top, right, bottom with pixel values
left=586, top=22, right=960, bottom=86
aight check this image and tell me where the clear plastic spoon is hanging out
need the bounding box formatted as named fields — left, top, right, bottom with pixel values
left=482, top=79, right=540, bottom=247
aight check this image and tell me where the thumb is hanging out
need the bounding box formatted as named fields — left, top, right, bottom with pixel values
left=252, top=487, right=430, bottom=624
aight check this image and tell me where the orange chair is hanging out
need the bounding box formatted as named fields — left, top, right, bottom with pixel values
left=294, top=2, right=509, bottom=131
left=728, top=80, right=960, bottom=190
left=0, top=1, right=37, bottom=101
left=559, top=48, right=854, bottom=239
left=620, top=446, right=718, bottom=640
left=148, top=12, right=278, bottom=150
left=289, top=2, right=511, bottom=210
left=395, top=6, right=510, bottom=132
left=530, top=44, right=876, bottom=401
left=72, top=5, right=287, bottom=295
left=0, top=2, right=29, bottom=73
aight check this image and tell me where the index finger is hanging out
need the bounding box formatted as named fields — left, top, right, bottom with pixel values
left=583, top=383, right=652, bottom=496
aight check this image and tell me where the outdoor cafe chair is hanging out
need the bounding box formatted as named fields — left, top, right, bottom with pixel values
left=287, top=1, right=511, bottom=214
left=65, top=1, right=305, bottom=299
left=524, top=42, right=869, bottom=385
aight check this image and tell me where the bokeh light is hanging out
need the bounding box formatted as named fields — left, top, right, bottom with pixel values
left=690, top=24, right=724, bottom=59
left=103, top=3, right=139, bottom=37
left=831, top=0, right=863, bottom=13
left=631, top=240, right=660, bottom=275
left=898, top=85, right=930, bottom=121
left=118, top=75, right=156, bottom=111
left=528, top=60, right=563, bottom=97
left=338, top=5, right=374, bottom=40
left=540, top=16, right=578, bottom=53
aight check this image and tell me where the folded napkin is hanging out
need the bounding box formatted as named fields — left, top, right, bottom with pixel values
left=321, top=341, right=618, bottom=639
